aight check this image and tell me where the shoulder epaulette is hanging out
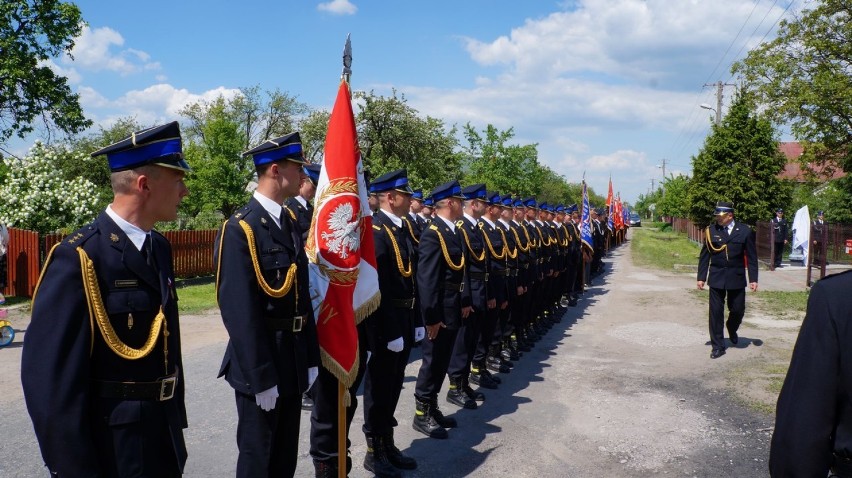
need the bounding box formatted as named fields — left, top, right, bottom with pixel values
left=429, top=224, right=439, bottom=231
left=232, top=204, right=252, bottom=220
left=455, top=220, right=464, bottom=228
left=282, top=206, right=297, bottom=221
left=372, top=224, right=382, bottom=231
left=64, top=223, right=98, bottom=246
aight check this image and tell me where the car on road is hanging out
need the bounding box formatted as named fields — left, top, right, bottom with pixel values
left=628, top=213, right=641, bottom=227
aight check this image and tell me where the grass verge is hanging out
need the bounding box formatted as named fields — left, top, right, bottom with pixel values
left=175, top=279, right=218, bottom=314
left=750, top=291, right=809, bottom=320
left=631, top=228, right=701, bottom=271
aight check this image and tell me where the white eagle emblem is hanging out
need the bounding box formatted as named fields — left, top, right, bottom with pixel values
left=321, top=202, right=360, bottom=259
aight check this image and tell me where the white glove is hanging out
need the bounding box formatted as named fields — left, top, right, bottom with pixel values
left=414, top=327, right=426, bottom=342
left=386, top=336, right=404, bottom=353
left=307, top=367, right=319, bottom=389
left=255, top=385, right=279, bottom=411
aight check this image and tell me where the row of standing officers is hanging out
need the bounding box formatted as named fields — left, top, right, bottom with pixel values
left=19, top=123, right=622, bottom=478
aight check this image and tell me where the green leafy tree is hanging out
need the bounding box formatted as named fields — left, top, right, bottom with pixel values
left=657, top=174, right=691, bottom=218
left=0, top=142, right=99, bottom=233
left=733, top=0, right=852, bottom=175
left=299, top=109, right=330, bottom=164
left=687, top=91, right=791, bottom=227
left=0, top=0, right=91, bottom=145
left=461, top=123, right=542, bottom=195
left=355, top=89, right=462, bottom=191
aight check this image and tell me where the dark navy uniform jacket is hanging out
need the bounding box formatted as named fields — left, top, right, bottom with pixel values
left=697, top=222, right=758, bottom=290
left=406, top=212, right=426, bottom=242
left=480, top=218, right=509, bottom=304
left=284, top=196, right=313, bottom=243
left=215, top=197, right=320, bottom=397
left=509, top=220, right=532, bottom=289
left=366, top=210, right=421, bottom=350
left=459, top=215, right=489, bottom=311
left=770, top=270, right=852, bottom=476
left=771, top=216, right=788, bottom=244
left=21, top=212, right=187, bottom=476
left=417, top=218, right=470, bottom=330
left=533, top=221, right=554, bottom=276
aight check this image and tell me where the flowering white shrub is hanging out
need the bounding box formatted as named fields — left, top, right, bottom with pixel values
left=0, top=142, right=100, bottom=233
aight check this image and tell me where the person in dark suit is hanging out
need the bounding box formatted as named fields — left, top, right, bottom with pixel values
left=812, top=210, right=827, bottom=266
left=284, top=163, right=321, bottom=243
left=215, top=132, right=320, bottom=478
left=21, top=121, right=191, bottom=477
left=359, top=169, right=422, bottom=477
left=771, top=208, right=789, bottom=268
left=697, top=201, right=759, bottom=359
left=412, top=180, right=472, bottom=439
left=406, top=189, right=427, bottom=241
left=769, top=270, right=852, bottom=477
left=479, top=192, right=512, bottom=375
left=447, top=183, right=493, bottom=408
left=499, top=194, right=524, bottom=360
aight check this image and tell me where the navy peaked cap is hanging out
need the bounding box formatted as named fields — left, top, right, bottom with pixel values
left=244, top=132, right=307, bottom=166
left=91, top=121, right=190, bottom=172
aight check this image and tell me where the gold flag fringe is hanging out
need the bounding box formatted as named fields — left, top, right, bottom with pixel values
left=354, top=290, right=381, bottom=325
left=320, top=343, right=362, bottom=407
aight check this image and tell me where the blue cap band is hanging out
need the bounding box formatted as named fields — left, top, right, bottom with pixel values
left=108, top=138, right=182, bottom=171
left=370, top=176, right=410, bottom=193
left=252, top=143, right=303, bottom=166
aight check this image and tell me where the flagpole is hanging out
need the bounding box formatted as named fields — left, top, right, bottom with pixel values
left=337, top=33, right=352, bottom=478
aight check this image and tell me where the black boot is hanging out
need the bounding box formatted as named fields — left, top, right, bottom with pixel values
left=364, top=435, right=402, bottom=478
left=446, top=377, right=477, bottom=409
left=487, top=345, right=511, bottom=373
left=313, top=459, right=337, bottom=478
left=502, top=340, right=520, bottom=361
left=481, top=367, right=502, bottom=384
left=430, top=400, right=458, bottom=428
left=413, top=397, right=448, bottom=439
left=384, top=429, right=417, bottom=470
left=462, top=376, right=485, bottom=402
left=514, top=332, right=532, bottom=352
left=470, top=364, right=498, bottom=389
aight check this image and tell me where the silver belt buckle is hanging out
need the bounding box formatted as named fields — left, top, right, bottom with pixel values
left=292, top=315, right=304, bottom=332
left=159, top=376, right=177, bottom=401
left=459, top=282, right=465, bottom=292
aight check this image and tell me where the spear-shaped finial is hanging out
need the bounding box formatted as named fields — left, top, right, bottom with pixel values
left=342, top=33, right=352, bottom=83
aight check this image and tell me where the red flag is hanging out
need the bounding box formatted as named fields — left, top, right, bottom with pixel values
left=606, top=177, right=614, bottom=209
left=306, top=80, right=380, bottom=392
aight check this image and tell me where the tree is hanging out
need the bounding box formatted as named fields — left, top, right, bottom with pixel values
left=179, top=88, right=311, bottom=221
left=733, top=0, right=852, bottom=175
left=0, top=0, right=91, bottom=146
left=0, top=141, right=100, bottom=233
left=299, top=109, right=330, bottom=164
left=355, top=89, right=462, bottom=191
left=687, top=91, right=791, bottom=227
left=461, top=123, right=542, bottom=195
left=657, top=174, right=691, bottom=219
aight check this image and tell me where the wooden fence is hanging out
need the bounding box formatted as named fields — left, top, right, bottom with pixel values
left=2, top=228, right=217, bottom=298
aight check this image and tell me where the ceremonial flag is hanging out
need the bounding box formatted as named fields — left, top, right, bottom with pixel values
left=606, top=177, right=614, bottom=231
left=614, top=195, right=624, bottom=229
left=580, top=181, right=594, bottom=251
left=306, top=79, right=380, bottom=393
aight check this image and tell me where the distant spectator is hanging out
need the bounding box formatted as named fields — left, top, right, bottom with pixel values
left=812, top=211, right=827, bottom=266
left=771, top=208, right=789, bottom=268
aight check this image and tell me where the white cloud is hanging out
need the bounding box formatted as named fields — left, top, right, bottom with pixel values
left=78, top=84, right=242, bottom=127
left=39, top=59, right=82, bottom=84
left=64, top=26, right=160, bottom=75
left=318, top=0, right=357, bottom=15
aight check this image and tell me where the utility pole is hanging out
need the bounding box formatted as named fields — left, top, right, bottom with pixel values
left=658, top=158, right=668, bottom=179
left=703, top=81, right=735, bottom=125
left=650, top=178, right=655, bottom=193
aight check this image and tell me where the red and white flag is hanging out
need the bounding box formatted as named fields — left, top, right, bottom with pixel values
left=306, top=80, right=379, bottom=392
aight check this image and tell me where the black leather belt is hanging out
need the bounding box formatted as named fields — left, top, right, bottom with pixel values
left=389, top=297, right=416, bottom=309
left=95, top=373, right=178, bottom=401
left=491, top=269, right=509, bottom=277
left=507, top=268, right=518, bottom=277
left=266, top=315, right=305, bottom=332
left=468, top=272, right=489, bottom=282
left=520, top=263, right=529, bottom=269
left=444, top=282, right=464, bottom=292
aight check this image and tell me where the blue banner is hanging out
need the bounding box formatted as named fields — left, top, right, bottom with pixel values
left=581, top=181, right=593, bottom=251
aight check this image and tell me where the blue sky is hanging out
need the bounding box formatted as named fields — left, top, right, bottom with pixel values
left=28, top=0, right=800, bottom=202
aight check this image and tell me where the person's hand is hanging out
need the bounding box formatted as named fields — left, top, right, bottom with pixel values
left=749, top=282, right=758, bottom=292
left=499, top=300, right=508, bottom=310
left=487, top=299, right=496, bottom=309
left=461, top=306, right=473, bottom=319
left=426, top=323, right=445, bottom=340
left=307, top=367, right=318, bottom=389
left=414, top=327, right=426, bottom=342
left=697, top=281, right=705, bottom=290
left=386, top=336, right=404, bottom=352
left=517, top=286, right=525, bottom=296
left=255, top=385, right=278, bottom=411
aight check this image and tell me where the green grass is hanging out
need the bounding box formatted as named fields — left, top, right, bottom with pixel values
left=751, top=291, right=809, bottom=320
left=631, top=228, right=701, bottom=271
left=0, top=295, right=31, bottom=308
left=176, top=281, right=218, bottom=314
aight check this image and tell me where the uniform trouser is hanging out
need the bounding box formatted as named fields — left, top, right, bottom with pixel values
left=363, top=310, right=414, bottom=436
left=573, top=255, right=584, bottom=294
left=494, top=276, right=517, bottom=341
left=510, top=286, right=527, bottom=331
left=414, top=323, right=459, bottom=400
left=773, top=242, right=784, bottom=266
left=473, top=307, right=500, bottom=362
left=708, top=287, right=745, bottom=351
left=448, top=308, right=483, bottom=379
left=310, top=324, right=367, bottom=463
left=235, top=390, right=302, bottom=478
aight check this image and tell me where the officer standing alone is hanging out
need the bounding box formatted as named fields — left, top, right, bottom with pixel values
left=22, top=121, right=191, bottom=477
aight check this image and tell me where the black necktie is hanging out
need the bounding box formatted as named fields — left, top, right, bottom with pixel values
left=142, top=234, right=156, bottom=269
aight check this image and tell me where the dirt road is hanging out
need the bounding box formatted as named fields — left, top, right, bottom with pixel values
left=0, top=232, right=802, bottom=477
